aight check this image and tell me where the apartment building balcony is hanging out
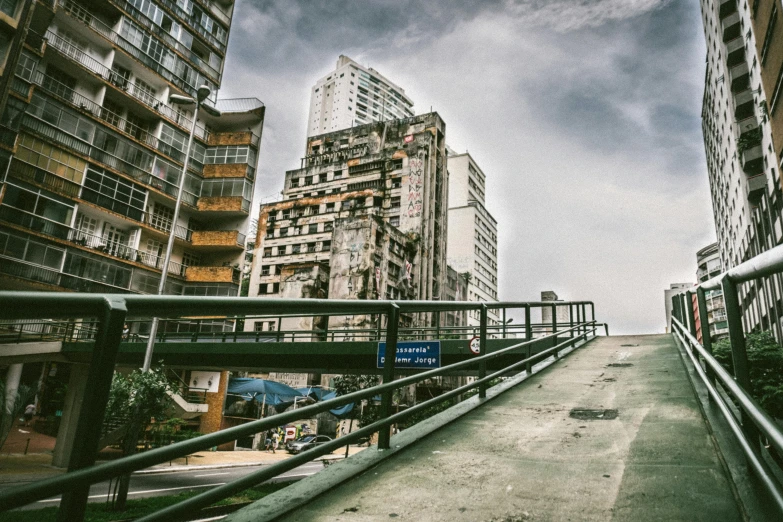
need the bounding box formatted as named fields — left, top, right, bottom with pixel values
left=7, top=159, right=81, bottom=199
left=202, top=163, right=251, bottom=179
left=0, top=205, right=188, bottom=277
left=746, top=173, right=767, bottom=203
left=741, top=143, right=764, bottom=175
left=207, top=131, right=260, bottom=149
left=184, top=266, right=240, bottom=284
left=29, top=70, right=160, bottom=150
left=728, top=61, right=750, bottom=92
left=733, top=88, right=755, bottom=120
left=190, top=229, right=246, bottom=250
left=196, top=196, right=250, bottom=215
left=140, top=211, right=192, bottom=242
left=725, top=36, right=745, bottom=67
left=719, top=0, right=737, bottom=19
left=737, top=115, right=759, bottom=138
left=41, top=29, right=209, bottom=142
left=722, top=11, right=741, bottom=42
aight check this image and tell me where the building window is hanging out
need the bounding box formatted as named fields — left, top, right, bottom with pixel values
left=82, top=166, right=146, bottom=221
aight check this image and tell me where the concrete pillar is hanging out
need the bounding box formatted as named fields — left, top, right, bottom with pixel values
left=199, top=370, right=228, bottom=435
left=4, top=364, right=23, bottom=415
left=52, top=364, right=90, bottom=468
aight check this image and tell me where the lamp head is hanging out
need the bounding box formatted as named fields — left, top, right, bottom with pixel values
left=169, top=94, right=196, bottom=106
left=197, top=85, right=212, bottom=103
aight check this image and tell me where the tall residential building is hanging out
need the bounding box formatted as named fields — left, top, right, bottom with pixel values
left=696, top=243, right=729, bottom=342
left=306, top=55, right=414, bottom=138
left=700, top=0, right=783, bottom=338
left=445, top=150, right=499, bottom=328
left=247, top=113, right=448, bottom=335
left=0, top=0, right=265, bottom=316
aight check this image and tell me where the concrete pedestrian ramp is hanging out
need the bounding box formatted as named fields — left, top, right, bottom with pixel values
left=229, top=334, right=742, bottom=521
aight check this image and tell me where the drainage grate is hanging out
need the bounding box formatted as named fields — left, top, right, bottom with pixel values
left=569, top=408, right=618, bottom=420
left=607, top=363, right=633, bottom=368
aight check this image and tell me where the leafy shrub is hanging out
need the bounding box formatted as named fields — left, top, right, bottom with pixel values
left=712, top=331, right=783, bottom=418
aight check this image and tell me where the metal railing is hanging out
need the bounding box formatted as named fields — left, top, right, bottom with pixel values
left=39, top=30, right=210, bottom=142
left=670, top=242, right=783, bottom=517
left=0, top=295, right=599, bottom=521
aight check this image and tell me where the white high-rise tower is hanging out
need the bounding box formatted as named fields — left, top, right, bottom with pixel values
left=306, top=55, right=414, bottom=137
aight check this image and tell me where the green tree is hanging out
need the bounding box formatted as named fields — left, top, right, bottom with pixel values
left=713, top=331, right=783, bottom=418
left=333, top=375, right=381, bottom=429
left=107, top=366, right=173, bottom=510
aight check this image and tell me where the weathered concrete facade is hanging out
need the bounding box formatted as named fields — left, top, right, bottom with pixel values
left=248, top=113, right=448, bottom=332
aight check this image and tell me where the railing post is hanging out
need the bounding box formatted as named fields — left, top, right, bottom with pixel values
left=685, top=290, right=697, bottom=342
left=696, top=287, right=716, bottom=393
left=569, top=304, right=574, bottom=341
left=435, top=310, right=440, bottom=340
left=378, top=303, right=400, bottom=450
left=524, top=304, right=532, bottom=375
left=502, top=308, right=507, bottom=339
left=671, top=294, right=682, bottom=327
left=721, top=277, right=760, bottom=453
left=479, top=305, right=488, bottom=398
left=57, top=297, right=127, bottom=522
left=551, top=303, right=558, bottom=358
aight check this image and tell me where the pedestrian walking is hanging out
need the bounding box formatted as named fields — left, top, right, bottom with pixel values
left=271, top=431, right=279, bottom=454
left=23, top=403, right=35, bottom=427
left=264, top=431, right=272, bottom=452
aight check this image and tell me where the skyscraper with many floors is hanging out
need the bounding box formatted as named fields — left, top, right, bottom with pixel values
left=306, top=55, right=414, bottom=138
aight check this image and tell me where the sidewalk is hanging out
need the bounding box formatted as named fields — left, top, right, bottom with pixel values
left=0, top=439, right=368, bottom=485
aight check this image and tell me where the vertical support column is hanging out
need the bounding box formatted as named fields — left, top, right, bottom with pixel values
left=57, top=297, right=127, bottom=522
left=524, top=305, right=532, bottom=375
left=721, top=277, right=760, bottom=453
left=478, top=305, right=488, bottom=398
left=378, top=304, right=400, bottom=451
left=502, top=308, right=507, bottom=339
left=696, top=287, right=716, bottom=392
left=672, top=294, right=682, bottom=327
left=569, top=304, right=575, bottom=341
left=682, top=293, right=692, bottom=335
left=51, top=364, right=90, bottom=468
left=551, top=303, right=558, bottom=358
left=435, top=310, right=440, bottom=340
left=589, top=303, right=596, bottom=335
left=581, top=304, right=587, bottom=338
left=685, top=290, right=697, bottom=342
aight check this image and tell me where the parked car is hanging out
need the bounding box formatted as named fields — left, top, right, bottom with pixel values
left=286, top=434, right=332, bottom=454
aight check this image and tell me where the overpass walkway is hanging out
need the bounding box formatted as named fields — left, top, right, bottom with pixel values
left=229, top=334, right=741, bottom=522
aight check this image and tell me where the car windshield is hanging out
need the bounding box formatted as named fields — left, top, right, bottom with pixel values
left=296, top=435, right=316, bottom=443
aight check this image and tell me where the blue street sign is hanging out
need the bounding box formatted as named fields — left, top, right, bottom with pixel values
left=377, top=340, right=441, bottom=369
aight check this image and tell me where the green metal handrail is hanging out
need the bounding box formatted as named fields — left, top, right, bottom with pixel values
left=0, top=293, right=598, bottom=521
left=670, top=317, right=783, bottom=514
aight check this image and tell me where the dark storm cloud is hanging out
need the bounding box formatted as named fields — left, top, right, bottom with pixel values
left=519, top=0, right=704, bottom=179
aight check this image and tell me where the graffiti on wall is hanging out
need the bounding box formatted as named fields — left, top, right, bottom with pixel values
left=406, top=153, right=424, bottom=219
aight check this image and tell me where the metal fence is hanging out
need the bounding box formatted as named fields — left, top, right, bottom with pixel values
left=0, top=295, right=600, bottom=521
left=669, top=242, right=783, bottom=516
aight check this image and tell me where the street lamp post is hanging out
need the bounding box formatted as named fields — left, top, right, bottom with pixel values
left=142, top=85, right=213, bottom=372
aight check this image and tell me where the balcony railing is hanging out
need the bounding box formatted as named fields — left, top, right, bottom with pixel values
left=67, top=228, right=187, bottom=276
left=99, top=0, right=222, bottom=81
left=140, top=211, right=193, bottom=242
left=41, top=30, right=209, bottom=142
left=30, top=70, right=160, bottom=149
left=7, top=160, right=82, bottom=198
left=0, top=205, right=71, bottom=240
left=154, top=0, right=228, bottom=53
left=57, top=0, right=218, bottom=98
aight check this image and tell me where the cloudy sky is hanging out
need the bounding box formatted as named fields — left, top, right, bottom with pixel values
left=218, top=0, right=713, bottom=335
